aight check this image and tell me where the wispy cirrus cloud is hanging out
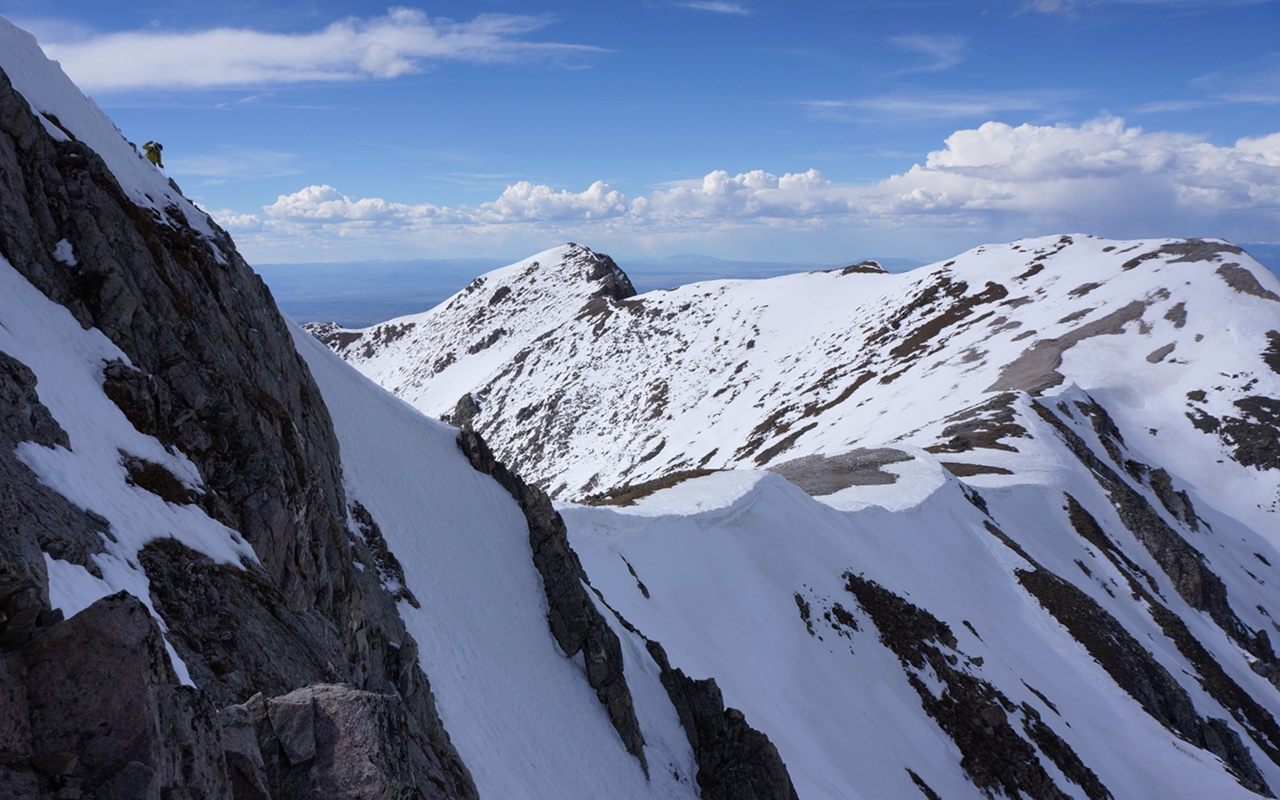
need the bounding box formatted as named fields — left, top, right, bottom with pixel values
left=678, top=2, right=753, bottom=15
left=889, top=34, right=965, bottom=73
left=1189, top=52, right=1280, bottom=105
left=1134, top=53, right=1280, bottom=115
left=1017, top=0, right=1274, bottom=14
left=1014, top=0, right=1080, bottom=15
left=177, top=146, right=308, bottom=182
left=40, top=8, right=605, bottom=92
left=797, top=90, right=1078, bottom=123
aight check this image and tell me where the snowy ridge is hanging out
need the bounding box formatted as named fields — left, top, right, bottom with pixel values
left=313, top=235, right=1280, bottom=517
left=0, top=16, right=217, bottom=242
left=308, top=242, right=635, bottom=421
left=7, top=7, right=1280, bottom=797
left=316, top=233, right=1280, bottom=797
left=562, top=449, right=1280, bottom=799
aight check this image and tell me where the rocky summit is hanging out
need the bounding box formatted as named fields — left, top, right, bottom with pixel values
left=4, top=11, right=1280, bottom=800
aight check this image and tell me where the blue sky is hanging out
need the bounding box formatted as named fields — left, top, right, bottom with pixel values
left=6, top=1, right=1279, bottom=267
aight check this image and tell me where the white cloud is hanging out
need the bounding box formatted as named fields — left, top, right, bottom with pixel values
left=177, top=147, right=307, bottom=182
left=636, top=169, right=850, bottom=225
left=219, top=118, right=1280, bottom=258
left=258, top=180, right=630, bottom=228
left=478, top=181, right=629, bottom=221
left=865, top=118, right=1280, bottom=236
left=205, top=208, right=263, bottom=230
left=41, top=8, right=604, bottom=91
left=1189, top=53, right=1280, bottom=106
left=1014, top=0, right=1080, bottom=14
left=679, top=2, right=752, bottom=15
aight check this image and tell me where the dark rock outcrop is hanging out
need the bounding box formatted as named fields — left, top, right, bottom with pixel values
left=455, top=427, right=649, bottom=769
left=645, top=640, right=799, bottom=800
left=0, top=62, right=476, bottom=799
left=1035, top=397, right=1271, bottom=662
left=220, top=684, right=458, bottom=800
left=1, top=591, right=231, bottom=799
left=843, top=573, right=1096, bottom=800
left=769, top=448, right=913, bottom=495
left=1015, top=567, right=1273, bottom=796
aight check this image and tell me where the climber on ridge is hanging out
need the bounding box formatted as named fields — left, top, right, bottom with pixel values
left=143, top=140, right=164, bottom=168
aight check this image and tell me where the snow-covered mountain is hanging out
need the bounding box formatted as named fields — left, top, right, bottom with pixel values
left=311, top=237, right=1280, bottom=798
left=308, top=237, right=1280, bottom=509
left=6, top=10, right=1280, bottom=800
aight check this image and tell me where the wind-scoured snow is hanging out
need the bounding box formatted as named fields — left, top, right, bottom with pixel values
left=290, top=324, right=698, bottom=799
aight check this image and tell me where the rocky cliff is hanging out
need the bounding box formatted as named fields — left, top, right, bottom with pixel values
left=0, top=30, right=477, bottom=798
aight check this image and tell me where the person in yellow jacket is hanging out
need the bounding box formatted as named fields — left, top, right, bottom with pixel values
left=143, top=140, right=164, bottom=168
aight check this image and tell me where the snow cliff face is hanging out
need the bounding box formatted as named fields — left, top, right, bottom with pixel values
left=313, top=237, right=1280, bottom=797
left=0, top=17, right=795, bottom=800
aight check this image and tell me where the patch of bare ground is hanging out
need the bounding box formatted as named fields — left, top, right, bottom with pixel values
left=940, top=462, right=1013, bottom=477
left=581, top=469, right=722, bottom=506
left=769, top=448, right=912, bottom=496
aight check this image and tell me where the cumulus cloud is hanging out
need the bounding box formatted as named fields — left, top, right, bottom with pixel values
left=260, top=180, right=630, bottom=228
left=479, top=181, right=629, bottom=222
left=219, top=118, right=1280, bottom=255
left=41, top=8, right=603, bottom=91
left=635, top=169, right=850, bottom=226
left=865, top=118, right=1280, bottom=239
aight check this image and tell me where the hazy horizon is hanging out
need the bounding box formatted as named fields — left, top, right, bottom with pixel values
left=258, top=240, right=1280, bottom=328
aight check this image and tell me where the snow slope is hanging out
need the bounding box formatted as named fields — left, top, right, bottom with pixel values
left=0, top=253, right=255, bottom=686
left=563, top=442, right=1280, bottom=799
left=0, top=18, right=708, bottom=798
left=8, top=9, right=1280, bottom=797
left=291, top=325, right=700, bottom=799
